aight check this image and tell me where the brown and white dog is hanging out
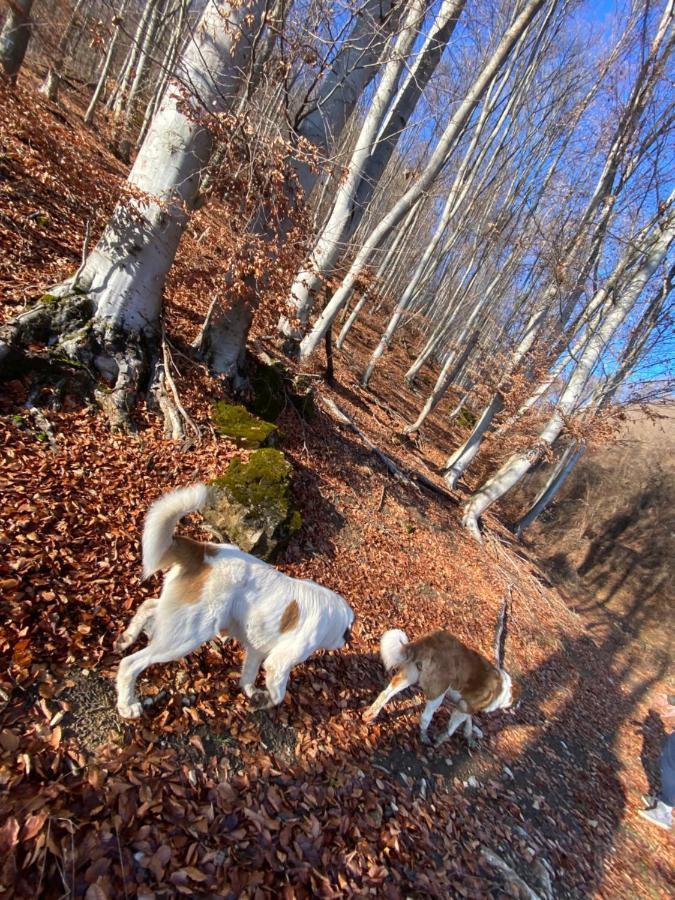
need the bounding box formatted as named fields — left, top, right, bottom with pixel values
left=115, top=484, right=354, bottom=718
left=363, top=629, right=516, bottom=746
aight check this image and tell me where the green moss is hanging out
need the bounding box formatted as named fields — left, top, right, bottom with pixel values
left=212, top=448, right=292, bottom=514
left=38, top=293, right=60, bottom=306
left=288, top=509, right=303, bottom=535
left=212, top=402, right=278, bottom=448
left=456, top=406, right=477, bottom=429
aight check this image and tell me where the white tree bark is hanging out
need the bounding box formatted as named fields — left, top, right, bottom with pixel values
left=0, top=0, right=34, bottom=80
left=39, top=0, right=86, bottom=102
left=462, top=203, right=675, bottom=540
left=298, top=0, right=551, bottom=360
left=282, top=0, right=429, bottom=337
left=197, top=0, right=402, bottom=378
left=84, top=0, right=129, bottom=127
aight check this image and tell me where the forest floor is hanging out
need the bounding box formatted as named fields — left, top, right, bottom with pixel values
left=0, top=76, right=673, bottom=899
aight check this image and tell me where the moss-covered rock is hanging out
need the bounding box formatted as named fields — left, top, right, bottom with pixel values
left=203, top=448, right=302, bottom=559
left=212, top=402, right=278, bottom=448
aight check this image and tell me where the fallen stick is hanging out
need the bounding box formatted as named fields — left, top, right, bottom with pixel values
left=322, top=397, right=456, bottom=501
left=481, top=847, right=543, bottom=900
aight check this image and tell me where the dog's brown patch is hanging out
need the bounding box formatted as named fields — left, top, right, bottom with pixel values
left=408, top=629, right=502, bottom=708
left=160, top=536, right=216, bottom=605
left=391, top=669, right=408, bottom=687
left=279, top=600, right=300, bottom=633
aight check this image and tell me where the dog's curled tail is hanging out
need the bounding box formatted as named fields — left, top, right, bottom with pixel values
left=142, top=483, right=209, bottom=579
left=380, top=629, right=409, bottom=672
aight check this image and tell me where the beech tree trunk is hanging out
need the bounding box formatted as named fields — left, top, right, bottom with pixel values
left=299, top=0, right=550, bottom=361
left=0, top=0, right=34, bottom=80
left=282, top=0, right=429, bottom=338
left=283, top=0, right=466, bottom=338
left=462, top=204, right=675, bottom=541
left=196, top=0, right=401, bottom=380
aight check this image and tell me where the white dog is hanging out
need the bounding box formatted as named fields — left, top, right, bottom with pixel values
left=115, top=484, right=354, bottom=718
left=363, top=629, right=516, bottom=746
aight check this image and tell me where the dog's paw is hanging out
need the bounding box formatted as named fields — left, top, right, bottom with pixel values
left=420, top=731, right=432, bottom=745
left=473, top=724, right=484, bottom=739
left=249, top=689, right=273, bottom=711
left=434, top=736, right=448, bottom=749
left=117, top=701, right=143, bottom=719
left=466, top=736, right=480, bottom=750
left=362, top=707, right=377, bottom=723
left=114, top=632, right=132, bottom=652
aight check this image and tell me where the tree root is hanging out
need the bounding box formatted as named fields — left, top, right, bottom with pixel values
left=149, top=326, right=201, bottom=444
left=481, top=847, right=545, bottom=900
left=0, top=286, right=152, bottom=433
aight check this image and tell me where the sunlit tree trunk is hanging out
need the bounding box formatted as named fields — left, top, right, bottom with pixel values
left=462, top=205, right=675, bottom=540
left=281, top=0, right=429, bottom=338
left=299, top=0, right=550, bottom=360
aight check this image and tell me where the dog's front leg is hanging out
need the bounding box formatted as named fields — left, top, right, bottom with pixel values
left=239, top=647, right=265, bottom=699
left=363, top=664, right=418, bottom=723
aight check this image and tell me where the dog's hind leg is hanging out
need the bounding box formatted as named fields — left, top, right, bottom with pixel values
left=420, top=691, right=446, bottom=744
left=115, top=598, right=159, bottom=652
left=363, top=663, right=419, bottom=723
left=435, top=708, right=471, bottom=748
left=116, top=608, right=214, bottom=718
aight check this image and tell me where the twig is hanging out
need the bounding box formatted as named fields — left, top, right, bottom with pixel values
left=159, top=324, right=201, bottom=446
left=115, top=823, right=130, bottom=900
left=494, top=584, right=513, bottom=669
left=481, top=847, right=543, bottom=900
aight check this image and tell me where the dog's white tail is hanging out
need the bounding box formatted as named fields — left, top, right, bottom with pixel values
left=380, top=629, right=409, bottom=672
left=142, top=483, right=209, bottom=579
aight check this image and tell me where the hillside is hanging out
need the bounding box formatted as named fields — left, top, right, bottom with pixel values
left=1, top=76, right=674, bottom=899
left=526, top=404, right=674, bottom=653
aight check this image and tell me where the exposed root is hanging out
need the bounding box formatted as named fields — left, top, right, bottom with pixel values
left=481, top=847, right=544, bottom=900
left=150, top=326, right=201, bottom=445
left=461, top=507, right=483, bottom=543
